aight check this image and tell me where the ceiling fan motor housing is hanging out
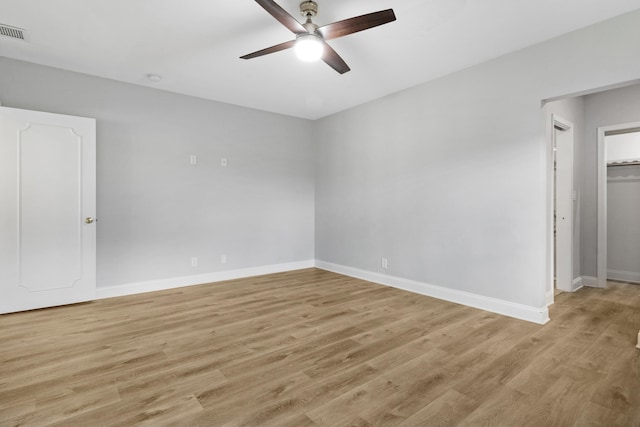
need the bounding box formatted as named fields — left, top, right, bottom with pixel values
left=300, top=1, right=318, bottom=18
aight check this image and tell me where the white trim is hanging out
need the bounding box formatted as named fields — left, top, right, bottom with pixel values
left=552, top=115, right=574, bottom=293
left=545, top=114, right=577, bottom=312
left=549, top=277, right=583, bottom=305
left=315, top=260, right=549, bottom=325
left=546, top=290, right=554, bottom=306
left=598, top=121, right=640, bottom=289
left=581, top=275, right=600, bottom=288
left=598, top=127, right=607, bottom=288
left=572, top=276, right=584, bottom=292
left=545, top=112, right=555, bottom=309
left=96, top=260, right=315, bottom=300
left=97, top=259, right=552, bottom=325
left=607, top=269, right=640, bottom=284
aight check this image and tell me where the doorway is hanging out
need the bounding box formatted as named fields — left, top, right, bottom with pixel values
left=552, top=115, right=574, bottom=297
left=597, top=123, right=640, bottom=287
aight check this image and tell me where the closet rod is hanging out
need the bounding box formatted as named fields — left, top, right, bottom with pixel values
left=607, top=161, right=640, bottom=167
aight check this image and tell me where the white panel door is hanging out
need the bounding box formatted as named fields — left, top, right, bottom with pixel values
left=0, top=106, right=96, bottom=314
left=554, top=118, right=574, bottom=292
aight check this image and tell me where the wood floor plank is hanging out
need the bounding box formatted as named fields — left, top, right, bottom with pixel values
left=514, top=363, right=606, bottom=426
left=0, top=269, right=639, bottom=426
left=457, top=386, right=532, bottom=427
left=588, top=344, right=640, bottom=420
left=397, top=389, right=477, bottom=427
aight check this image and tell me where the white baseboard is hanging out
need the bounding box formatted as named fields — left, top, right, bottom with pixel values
left=315, top=260, right=549, bottom=325
left=581, top=276, right=600, bottom=287
left=97, top=260, right=315, bottom=300
left=97, top=258, right=551, bottom=325
left=546, top=290, right=554, bottom=306
left=572, top=276, right=584, bottom=292
left=607, top=269, right=640, bottom=284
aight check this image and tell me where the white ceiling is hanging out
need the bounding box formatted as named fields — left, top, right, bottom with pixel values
left=1, top=0, right=640, bottom=119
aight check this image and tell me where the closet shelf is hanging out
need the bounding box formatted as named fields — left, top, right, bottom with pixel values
left=607, top=159, right=640, bottom=167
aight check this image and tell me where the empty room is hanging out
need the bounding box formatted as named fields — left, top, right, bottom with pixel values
left=1, top=1, right=640, bottom=425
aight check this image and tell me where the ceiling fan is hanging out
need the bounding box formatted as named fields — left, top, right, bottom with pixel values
left=240, top=0, right=396, bottom=74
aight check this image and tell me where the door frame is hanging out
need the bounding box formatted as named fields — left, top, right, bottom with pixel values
left=0, top=106, right=96, bottom=314
left=597, top=121, right=640, bottom=288
left=546, top=114, right=575, bottom=305
left=554, top=115, right=574, bottom=294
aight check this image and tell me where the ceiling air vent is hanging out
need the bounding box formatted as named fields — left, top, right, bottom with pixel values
left=0, top=23, right=29, bottom=41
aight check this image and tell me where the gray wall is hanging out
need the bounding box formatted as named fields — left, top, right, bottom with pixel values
left=3, top=9, right=640, bottom=312
left=607, top=165, right=640, bottom=280
left=582, top=84, right=640, bottom=277
left=0, top=57, right=315, bottom=287
left=315, top=10, right=640, bottom=309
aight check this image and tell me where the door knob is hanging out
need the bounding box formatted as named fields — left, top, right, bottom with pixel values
left=85, top=217, right=96, bottom=224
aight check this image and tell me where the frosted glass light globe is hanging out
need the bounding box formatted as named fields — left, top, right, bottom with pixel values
left=295, top=34, right=324, bottom=62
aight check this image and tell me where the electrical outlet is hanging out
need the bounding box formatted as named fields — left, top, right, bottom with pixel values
left=221, top=254, right=227, bottom=265
left=190, top=155, right=197, bottom=165
left=191, top=257, right=198, bottom=267
left=381, top=257, right=388, bottom=270
left=221, top=157, right=228, bottom=167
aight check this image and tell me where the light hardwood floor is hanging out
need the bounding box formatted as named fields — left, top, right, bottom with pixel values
left=1, top=268, right=639, bottom=426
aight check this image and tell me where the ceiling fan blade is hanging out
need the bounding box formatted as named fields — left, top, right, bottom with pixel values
left=317, top=9, right=396, bottom=40
left=240, top=40, right=296, bottom=59
left=255, top=0, right=306, bottom=34
left=321, top=42, right=350, bottom=74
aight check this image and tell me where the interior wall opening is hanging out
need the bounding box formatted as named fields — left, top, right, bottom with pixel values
left=599, top=127, right=640, bottom=287
left=543, top=80, right=640, bottom=313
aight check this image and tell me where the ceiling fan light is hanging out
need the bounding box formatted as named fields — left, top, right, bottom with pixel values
left=295, top=34, right=324, bottom=62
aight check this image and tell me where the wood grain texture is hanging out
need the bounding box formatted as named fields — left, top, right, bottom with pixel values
left=254, top=0, right=306, bottom=34
left=1, top=268, right=639, bottom=426
left=317, top=9, right=396, bottom=41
